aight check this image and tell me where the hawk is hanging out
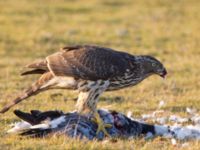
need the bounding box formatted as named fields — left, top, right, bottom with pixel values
left=0, top=45, right=167, bottom=136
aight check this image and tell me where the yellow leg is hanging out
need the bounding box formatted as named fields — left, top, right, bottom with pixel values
left=91, top=111, right=112, bottom=137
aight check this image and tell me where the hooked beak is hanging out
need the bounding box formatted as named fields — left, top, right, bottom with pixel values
left=160, top=69, right=167, bottom=78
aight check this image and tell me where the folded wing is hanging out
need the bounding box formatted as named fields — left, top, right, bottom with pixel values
left=47, top=45, right=133, bottom=80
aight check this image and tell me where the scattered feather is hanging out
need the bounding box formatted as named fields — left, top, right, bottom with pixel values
left=158, top=100, right=165, bottom=109
left=186, top=107, right=196, bottom=115
left=171, top=138, right=177, bottom=145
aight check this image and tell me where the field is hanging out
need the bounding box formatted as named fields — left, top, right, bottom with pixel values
left=0, top=0, right=200, bottom=149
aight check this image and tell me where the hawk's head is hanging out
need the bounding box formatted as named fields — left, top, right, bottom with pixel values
left=141, top=56, right=167, bottom=78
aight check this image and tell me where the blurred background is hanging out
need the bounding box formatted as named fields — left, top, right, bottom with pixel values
left=0, top=0, right=200, bottom=148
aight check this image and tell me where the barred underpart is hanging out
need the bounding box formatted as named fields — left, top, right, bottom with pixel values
left=76, top=80, right=110, bottom=114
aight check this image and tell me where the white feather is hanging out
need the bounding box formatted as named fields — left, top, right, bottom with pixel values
left=7, top=122, right=31, bottom=133
left=50, top=116, right=66, bottom=128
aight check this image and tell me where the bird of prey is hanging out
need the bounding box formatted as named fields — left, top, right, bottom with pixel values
left=0, top=45, right=167, bottom=136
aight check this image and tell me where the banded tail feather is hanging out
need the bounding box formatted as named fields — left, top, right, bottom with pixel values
left=0, top=72, right=53, bottom=113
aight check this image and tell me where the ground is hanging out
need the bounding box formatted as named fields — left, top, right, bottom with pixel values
left=0, top=0, right=200, bottom=149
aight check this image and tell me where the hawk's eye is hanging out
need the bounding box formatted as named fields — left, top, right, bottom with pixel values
left=152, top=62, right=156, bottom=67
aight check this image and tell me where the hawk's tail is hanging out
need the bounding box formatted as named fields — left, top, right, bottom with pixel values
left=0, top=72, right=53, bottom=114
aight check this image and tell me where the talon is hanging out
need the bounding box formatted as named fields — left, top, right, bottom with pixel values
left=91, top=111, right=112, bottom=137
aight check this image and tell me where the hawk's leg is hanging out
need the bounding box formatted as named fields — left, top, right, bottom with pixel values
left=91, top=111, right=112, bottom=136
left=76, top=80, right=112, bottom=136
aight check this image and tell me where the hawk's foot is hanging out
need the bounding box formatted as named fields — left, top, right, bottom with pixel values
left=91, top=111, right=112, bottom=137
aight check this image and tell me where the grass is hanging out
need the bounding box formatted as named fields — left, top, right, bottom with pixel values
left=0, top=0, right=200, bottom=149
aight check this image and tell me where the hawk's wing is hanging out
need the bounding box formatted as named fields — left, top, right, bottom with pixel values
left=46, top=45, right=135, bottom=80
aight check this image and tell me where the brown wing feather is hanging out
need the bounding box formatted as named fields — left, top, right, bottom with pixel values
left=26, top=60, right=48, bottom=70
left=61, top=45, right=82, bottom=51
left=21, top=60, right=48, bottom=76
left=21, top=69, right=46, bottom=76
left=46, top=45, right=135, bottom=80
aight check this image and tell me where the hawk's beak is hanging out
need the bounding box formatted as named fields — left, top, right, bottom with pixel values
left=160, top=69, right=167, bottom=78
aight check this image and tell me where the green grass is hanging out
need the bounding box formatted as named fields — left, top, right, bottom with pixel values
left=0, top=0, right=200, bottom=149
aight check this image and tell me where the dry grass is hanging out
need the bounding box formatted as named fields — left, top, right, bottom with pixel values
left=0, top=0, right=200, bottom=149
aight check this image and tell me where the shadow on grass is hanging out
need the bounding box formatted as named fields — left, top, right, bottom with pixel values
left=99, top=96, right=124, bottom=104
left=50, top=93, right=68, bottom=102
left=65, top=96, right=125, bottom=104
